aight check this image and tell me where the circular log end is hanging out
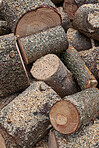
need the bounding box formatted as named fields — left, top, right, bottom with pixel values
left=49, top=100, right=80, bottom=134
left=15, top=6, right=61, bottom=38
left=31, top=54, right=60, bottom=80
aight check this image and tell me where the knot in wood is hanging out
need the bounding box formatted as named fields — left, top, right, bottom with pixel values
left=9, top=51, right=15, bottom=58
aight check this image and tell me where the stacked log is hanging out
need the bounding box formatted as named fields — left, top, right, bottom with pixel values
left=75, top=0, right=99, bottom=7
left=0, top=20, right=11, bottom=36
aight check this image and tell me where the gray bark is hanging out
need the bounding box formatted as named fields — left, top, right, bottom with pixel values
left=0, top=20, right=11, bottom=36
left=75, top=0, right=99, bottom=7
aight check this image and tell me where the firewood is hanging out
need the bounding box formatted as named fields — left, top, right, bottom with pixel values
left=0, top=134, right=6, bottom=148
left=75, top=0, right=99, bottom=7
left=63, top=47, right=98, bottom=90
left=48, top=130, right=58, bottom=148
left=0, top=20, right=11, bottom=36
left=49, top=88, right=99, bottom=134
left=67, top=28, right=92, bottom=51
left=51, top=0, right=63, bottom=5
left=79, top=47, right=99, bottom=80
left=0, top=0, right=61, bottom=38
left=31, top=54, right=78, bottom=98
left=72, top=4, right=99, bottom=41
left=63, top=0, right=78, bottom=20
left=0, top=81, right=61, bottom=147
left=18, top=26, right=68, bottom=64
left=0, top=33, right=30, bottom=98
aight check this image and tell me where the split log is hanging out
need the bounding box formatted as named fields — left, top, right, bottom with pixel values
left=31, top=54, right=78, bottom=98
left=63, top=0, right=78, bottom=20
left=0, top=33, right=30, bottom=98
left=0, top=134, right=6, bottom=148
left=72, top=4, right=99, bottom=41
left=49, top=88, right=99, bottom=134
left=63, top=47, right=98, bottom=90
left=67, top=28, right=92, bottom=51
left=48, top=130, right=58, bottom=148
left=51, top=0, right=63, bottom=5
left=79, top=47, right=99, bottom=80
left=0, top=20, right=11, bottom=36
left=57, top=7, right=70, bottom=32
left=0, top=81, right=61, bottom=148
left=75, top=0, right=99, bottom=7
left=18, top=26, right=68, bottom=64
left=0, top=0, right=61, bottom=38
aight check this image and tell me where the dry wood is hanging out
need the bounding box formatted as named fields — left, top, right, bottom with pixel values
left=75, top=0, right=99, bottom=7
left=31, top=54, right=78, bottom=98
left=48, top=130, right=58, bottom=148
left=18, top=26, right=68, bottom=64
left=63, top=0, right=78, bottom=20
left=49, top=88, right=99, bottom=134
left=0, top=134, right=6, bottom=148
left=0, top=0, right=61, bottom=38
left=0, top=33, right=30, bottom=98
left=73, top=4, right=99, bottom=41
left=63, top=47, right=98, bottom=90
left=79, top=47, right=99, bottom=80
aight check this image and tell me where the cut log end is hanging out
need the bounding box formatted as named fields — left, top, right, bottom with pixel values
left=15, top=6, right=61, bottom=38
left=49, top=100, right=80, bottom=134
left=31, top=54, right=60, bottom=80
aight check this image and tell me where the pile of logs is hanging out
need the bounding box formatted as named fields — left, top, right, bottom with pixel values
left=0, top=0, right=99, bottom=148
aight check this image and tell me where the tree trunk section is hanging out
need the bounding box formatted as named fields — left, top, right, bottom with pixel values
left=79, top=47, right=99, bottom=80
left=0, top=0, right=61, bottom=38
left=49, top=88, right=99, bottom=134
left=0, top=81, right=61, bottom=148
left=0, top=33, right=30, bottom=98
left=18, top=26, right=68, bottom=64
left=31, top=54, right=78, bottom=98
left=72, top=4, right=99, bottom=41
left=63, top=47, right=98, bottom=90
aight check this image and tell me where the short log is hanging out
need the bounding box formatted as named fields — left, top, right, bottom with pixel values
left=49, top=88, right=99, bottom=134
left=0, top=81, right=61, bottom=148
left=72, top=4, right=99, bottom=41
left=67, top=28, right=92, bottom=51
left=31, top=54, right=78, bottom=98
left=18, top=26, right=68, bottom=64
left=79, top=47, right=99, bottom=80
left=0, top=0, right=61, bottom=38
left=63, top=0, right=78, bottom=20
left=0, top=33, right=30, bottom=98
left=75, top=0, right=99, bottom=7
left=0, top=20, right=11, bottom=36
left=63, top=47, right=98, bottom=90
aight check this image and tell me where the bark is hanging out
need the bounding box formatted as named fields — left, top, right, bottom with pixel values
left=67, top=28, right=92, bottom=51
left=0, top=33, right=30, bottom=98
left=63, top=47, right=98, bottom=90
left=0, top=0, right=61, bottom=38
left=31, top=54, right=78, bottom=98
left=0, top=81, right=61, bottom=148
left=79, top=47, right=99, bottom=80
left=0, top=20, right=11, bottom=36
left=75, top=0, right=99, bottom=7
left=18, top=26, right=68, bottom=64
left=49, top=88, right=99, bottom=134
left=73, top=4, right=99, bottom=41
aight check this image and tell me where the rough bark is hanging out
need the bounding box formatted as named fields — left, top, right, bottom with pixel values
left=63, top=0, right=78, bottom=20
left=0, top=0, right=61, bottom=38
left=49, top=88, right=99, bottom=134
left=63, top=47, right=98, bottom=90
left=67, top=28, right=92, bottom=51
left=0, top=20, right=11, bottom=36
left=18, top=26, right=68, bottom=64
left=0, top=33, right=30, bottom=98
left=75, top=0, right=99, bottom=7
left=0, top=81, right=61, bottom=148
left=72, top=4, right=99, bottom=41
left=31, top=54, right=78, bottom=98
left=79, top=47, right=99, bottom=80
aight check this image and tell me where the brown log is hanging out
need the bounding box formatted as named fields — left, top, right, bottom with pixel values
left=63, top=0, right=78, bottom=20
left=48, top=130, right=58, bottom=148
left=31, top=54, right=78, bottom=98
left=18, top=26, right=68, bottom=64
left=79, top=47, right=99, bottom=80
left=0, top=0, right=61, bottom=38
left=63, top=47, right=98, bottom=90
left=51, top=0, right=63, bottom=5
left=75, top=0, right=99, bottom=7
left=72, top=4, right=99, bottom=41
left=0, top=33, right=30, bottom=98
left=0, top=134, right=6, bottom=148
left=49, top=88, right=99, bottom=134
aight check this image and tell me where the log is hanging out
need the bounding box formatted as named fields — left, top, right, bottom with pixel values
left=63, top=47, right=98, bottom=90
left=72, top=4, right=99, bottom=41
left=18, top=26, right=68, bottom=64
left=67, top=28, right=92, bottom=51
left=75, top=0, right=99, bottom=7
left=0, top=81, right=61, bottom=148
left=0, top=33, right=30, bottom=98
left=79, top=47, right=99, bottom=80
left=51, top=0, right=63, bottom=5
left=0, top=0, right=61, bottom=38
left=0, top=134, right=6, bottom=148
left=48, top=130, right=58, bottom=148
left=0, top=20, right=11, bottom=36
left=63, top=0, right=78, bottom=20
left=49, top=88, right=99, bottom=134
left=31, top=54, right=78, bottom=98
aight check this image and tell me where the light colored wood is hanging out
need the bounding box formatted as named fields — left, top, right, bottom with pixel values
left=0, top=134, right=6, bottom=148
left=48, top=130, right=58, bottom=148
